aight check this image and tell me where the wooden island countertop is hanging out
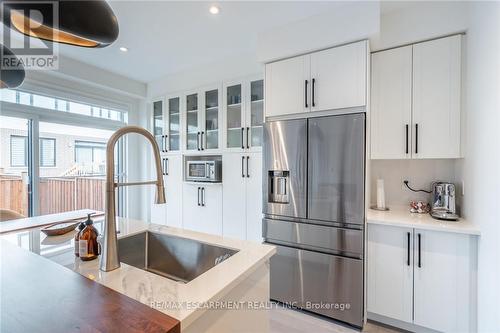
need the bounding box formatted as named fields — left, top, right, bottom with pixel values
left=0, top=240, right=180, bottom=333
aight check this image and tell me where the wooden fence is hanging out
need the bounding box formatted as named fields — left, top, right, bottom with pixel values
left=0, top=174, right=105, bottom=217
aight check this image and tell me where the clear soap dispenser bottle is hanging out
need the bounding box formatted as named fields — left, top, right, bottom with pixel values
left=78, top=214, right=100, bottom=261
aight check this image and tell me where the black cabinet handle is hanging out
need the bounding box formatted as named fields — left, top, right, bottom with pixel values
left=162, top=158, right=166, bottom=176
left=405, top=124, right=409, bottom=154
left=246, top=156, right=250, bottom=178
left=417, top=233, right=422, bottom=268
left=407, top=232, right=410, bottom=266
left=201, top=131, right=205, bottom=150
left=246, top=127, right=250, bottom=149
left=241, top=128, right=244, bottom=149
left=415, top=123, right=419, bottom=154
left=165, top=158, right=169, bottom=176
left=241, top=156, right=245, bottom=178
left=165, top=135, right=168, bottom=152
left=197, top=132, right=200, bottom=151
left=197, top=187, right=201, bottom=206
left=312, top=78, right=316, bottom=107
left=201, top=187, right=205, bottom=207
left=304, top=80, right=309, bottom=108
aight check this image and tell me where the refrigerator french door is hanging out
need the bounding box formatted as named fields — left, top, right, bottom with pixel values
left=263, top=113, right=365, bottom=328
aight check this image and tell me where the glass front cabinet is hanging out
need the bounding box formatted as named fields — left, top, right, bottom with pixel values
left=184, top=86, right=221, bottom=152
left=224, top=77, right=264, bottom=151
left=152, top=99, right=167, bottom=152
left=166, top=95, right=181, bottom=152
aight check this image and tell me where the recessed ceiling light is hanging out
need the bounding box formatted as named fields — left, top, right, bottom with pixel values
left=119, top=47, right=128, bottom=52
left=209, top=5, right=219, bottom=15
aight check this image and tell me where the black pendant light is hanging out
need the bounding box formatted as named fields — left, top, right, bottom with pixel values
left=3, top=0, right=119, bottom=48
left=0, top=44, right=25, bottom=89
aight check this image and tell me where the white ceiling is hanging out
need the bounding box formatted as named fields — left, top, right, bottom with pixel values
left=54, top=1, right=352, bottom=83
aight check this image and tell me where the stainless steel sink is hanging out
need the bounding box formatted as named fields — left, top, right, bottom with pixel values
left=118, top=231, right=238, bottom=283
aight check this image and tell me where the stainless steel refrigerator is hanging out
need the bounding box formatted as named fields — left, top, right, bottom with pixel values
left=263, top=112, right=365, bottom=328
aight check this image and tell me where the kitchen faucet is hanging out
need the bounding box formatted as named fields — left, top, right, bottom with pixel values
left=100, top=125, right=165, bottom=272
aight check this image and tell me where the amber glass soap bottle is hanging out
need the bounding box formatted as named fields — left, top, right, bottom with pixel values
left=78, top=214, right=100, bottom=261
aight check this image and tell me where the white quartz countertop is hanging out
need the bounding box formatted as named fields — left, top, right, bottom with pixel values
left=1, top=216, right=276, bottom=328
left=367, top=206, right=480, bottom=235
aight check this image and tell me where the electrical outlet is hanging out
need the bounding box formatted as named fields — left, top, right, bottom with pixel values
left=402, top=177, right=409, bottom=190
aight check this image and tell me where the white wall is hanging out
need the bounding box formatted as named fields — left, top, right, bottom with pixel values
left=257, top=1, right=380, bottom=62
left=462, top=2, right=500, bottom=331
left=370, top=159, right=462, bottom=210
left=147, top=53, right=262, bottom=98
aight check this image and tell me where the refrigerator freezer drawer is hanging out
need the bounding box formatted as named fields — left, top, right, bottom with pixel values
left=263, top=218, right=363, bottom=258
left=269, top=244, right=363, bottom=327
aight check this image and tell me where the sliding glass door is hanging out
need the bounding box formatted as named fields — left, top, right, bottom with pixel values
left=0, top=115, right=33, bottom=219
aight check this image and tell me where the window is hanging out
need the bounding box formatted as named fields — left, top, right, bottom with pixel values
left=10, top=135, right=56, bottom=167
left=75, top=141, right=106, bottom=164
left=1, top=89, right=128, bottom=123
left=10, top=135, right=28, bottom=167
left=39, top=138, right=56, bottom=167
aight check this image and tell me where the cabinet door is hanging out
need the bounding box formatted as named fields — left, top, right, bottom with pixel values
left=166, top=96, right=181, bottom=152
left=412, top=35, right=461, bottom=158
left=225, top=82, right=245, bottom=150
left=245, top=152, right=263, bottom=242
left=185, top=92, right=201, bottom=151
left=222, top=153, right=246, bottom=239
left=265, top=55, right=310, bottom=118
left=367, top=224, right=413, bottom=323
left=183, top=184, right=222, bottom=235
left=152, top=99, right=167, bottom=153
left=164, top=155, right=182, bottom=228
left=182, top=184, right=204, bottom=232
left=247, top=79, right=264, bottom=150
left=413, top=229, right=472, bottom=332
left=202, top=87, right=221, bottom=151
left=371, top=46, right=412, bottom=159
left=310, top=41, right=367, bottom=112
left=150, top=200, right=167, bottom=225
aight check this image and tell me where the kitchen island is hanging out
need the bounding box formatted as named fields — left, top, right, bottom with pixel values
left=1, top=215, right=276, bottom=332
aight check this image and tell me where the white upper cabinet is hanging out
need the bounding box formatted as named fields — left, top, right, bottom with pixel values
left=371, top=35, right=462, bottom=160
left=265, top=40, right=368, bottom=118
left=371, top=46, right=412, bottom=159
left=224, top=77, right=264, bottom=152
left=166, top=95, right=181, bottom=152
left=412, top=35, right=461, bottom=159
left=201, top=86, right=222, bottom=151
left=310, top=41, right=367, bottom=111
left=265, top=55, right=310, bottom=117
left=152, top=99, right=166, bottom=153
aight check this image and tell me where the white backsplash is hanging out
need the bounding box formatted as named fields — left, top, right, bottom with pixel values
left=369, top=159, right=462, bottom=211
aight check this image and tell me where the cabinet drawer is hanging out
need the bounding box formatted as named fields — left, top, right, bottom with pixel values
left=263, top=218, right=363, bottom=258
left=269, top=244, right=363, bottom=327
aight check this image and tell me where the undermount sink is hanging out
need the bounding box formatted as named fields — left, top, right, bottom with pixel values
left=118, top=231, right=238, bottom=283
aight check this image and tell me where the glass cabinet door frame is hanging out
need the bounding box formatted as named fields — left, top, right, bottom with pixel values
left=245, top=75, right=264, bottom=152
left=200, top=83, right=222, bottom=152
left=223, top=75, right=264, bottom=152
left=183, top=89, right=201, bottom=152
left=223, top=78, right=246, bottom=152
left=165, top=93, right=183, bottom=153
left=152, top=97, right=167, bottom=153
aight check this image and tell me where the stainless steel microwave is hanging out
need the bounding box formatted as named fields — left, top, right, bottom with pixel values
left=186, top=160, right=222, bottom=182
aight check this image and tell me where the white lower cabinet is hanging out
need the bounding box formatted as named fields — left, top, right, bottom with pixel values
left=367, top=225, right=413, bottom=323
left=150, top=155, right=182, bottom=227
left=368, top=224, right=475, bottom=332
left=183, top=184, right=222, bottom=235
left=222, top=152, right=263, bottom=241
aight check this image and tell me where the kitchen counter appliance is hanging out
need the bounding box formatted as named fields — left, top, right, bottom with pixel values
left=263, top=112, right=365, bottom=328
left=186, top=160, right=222, bottom=182
left=430, top=182, right=459, bottom=220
